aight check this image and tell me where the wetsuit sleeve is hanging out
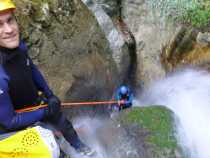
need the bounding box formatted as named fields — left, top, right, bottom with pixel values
left=0, top=74, right=45, bottom=131
left=124, top=87, right=133, bottom=105
left=127, top=93, right=133, bottom=104
left=116, top=88, right=121, bottom=101
left=30, top=60, right=53, bottom=98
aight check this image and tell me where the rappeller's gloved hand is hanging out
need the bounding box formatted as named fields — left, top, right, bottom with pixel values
left=123, top=101, right=132, bottom=108
left=118, top=100, right=132, bottom=111
left=44, top=95, right=61, bottom=120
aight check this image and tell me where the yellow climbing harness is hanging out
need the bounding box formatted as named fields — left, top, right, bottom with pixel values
left=0, top=126, right=60, bottom=158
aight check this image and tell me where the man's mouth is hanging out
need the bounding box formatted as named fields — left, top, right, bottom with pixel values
left=4, top=34, right=17, bottom=41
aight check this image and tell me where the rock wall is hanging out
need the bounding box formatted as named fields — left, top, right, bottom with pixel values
left=121, top=0, right=210, bottom=89
left=162, top=27, right=210, bottom=72
left=121, top=0, right=174, bottom=89
left=13, top=0, right=119, bottom=104
left=13, top=0, right=210, bottom=115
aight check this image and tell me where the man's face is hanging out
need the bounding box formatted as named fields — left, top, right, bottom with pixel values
left=0, top=10, right=19, bottom=49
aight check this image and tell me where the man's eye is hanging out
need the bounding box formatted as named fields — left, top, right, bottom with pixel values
left=8, top=17, right=15, bottom=24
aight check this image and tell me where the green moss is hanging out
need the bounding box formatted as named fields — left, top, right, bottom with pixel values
left=124, top=107, right=177, bottom=149
left=148, top=0, right=210, bottom=28
left=119, top=106, right=182, bottom=158
left=180, top=2, right=210, bottom=27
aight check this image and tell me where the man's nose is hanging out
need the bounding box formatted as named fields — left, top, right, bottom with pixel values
left=4, top=23, right=13, bottom=33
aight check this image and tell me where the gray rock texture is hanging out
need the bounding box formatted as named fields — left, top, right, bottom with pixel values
left=14, top=0, right=119, bottom=104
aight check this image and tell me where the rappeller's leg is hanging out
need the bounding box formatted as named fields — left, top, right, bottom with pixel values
left=47, top=112, right=95, bottom=156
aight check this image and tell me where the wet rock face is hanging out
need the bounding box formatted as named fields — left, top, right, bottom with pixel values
left=161, top=27, right=210, bottom=72
left=82, top=0, right=134, bottom=86
left=13, top=0, right=118, bottom=104
left=120, top=0, right=210, bottom=88
left=121, top=0, right=170, bottom=89
left=91, top=0, right=121, bottom=17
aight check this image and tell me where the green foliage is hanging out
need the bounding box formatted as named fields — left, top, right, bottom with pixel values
left=181, top=2, right=210, bottom=27
left=147, top=0, right=210, bottom=27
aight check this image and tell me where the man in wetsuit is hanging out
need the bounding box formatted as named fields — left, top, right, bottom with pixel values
left=0, top=0, right=94, bottom=156
left=115, top=85, right=133, bottom=111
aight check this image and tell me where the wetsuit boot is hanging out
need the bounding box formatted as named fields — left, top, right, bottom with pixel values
left=54, top=114, right=95, bottom=156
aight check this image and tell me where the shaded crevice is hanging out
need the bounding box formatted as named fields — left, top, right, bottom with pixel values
left=116, top=17, right=137, bottom=94
left=113, top=0, right=138, bottom=93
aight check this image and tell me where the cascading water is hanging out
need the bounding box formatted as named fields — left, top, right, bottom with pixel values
left=62, top=117, right=141, bottom=158
left=136, top=68, right=210, bottom=158
left=62, top=68, right=210, bottom=158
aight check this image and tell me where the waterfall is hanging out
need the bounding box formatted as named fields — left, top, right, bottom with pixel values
left=63, top=117, right=141, bottom=158
left=137, top=68, right=210, bottom=158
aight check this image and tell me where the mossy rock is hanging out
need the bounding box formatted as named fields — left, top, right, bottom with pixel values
left=118, top=106, right=184, bottom=158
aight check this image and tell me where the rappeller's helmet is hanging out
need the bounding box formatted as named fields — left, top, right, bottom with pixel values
left=119, top=85, right=129, bottom=95
left=0, top=0, right=16, bottom=12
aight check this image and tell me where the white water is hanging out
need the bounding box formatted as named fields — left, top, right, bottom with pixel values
left=61, top=117, right=108, bottom=158
left=136, top=68, right=210, bottom=158
left=64, top=117, right=140, bottom=158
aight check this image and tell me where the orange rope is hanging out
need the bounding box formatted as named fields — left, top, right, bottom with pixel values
left=15, top=100, right=124, bottom=113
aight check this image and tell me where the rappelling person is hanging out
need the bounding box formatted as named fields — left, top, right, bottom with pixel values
left=0, top=0, right=94, bottom=156
left=114, top=85, right=133, bottom=111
